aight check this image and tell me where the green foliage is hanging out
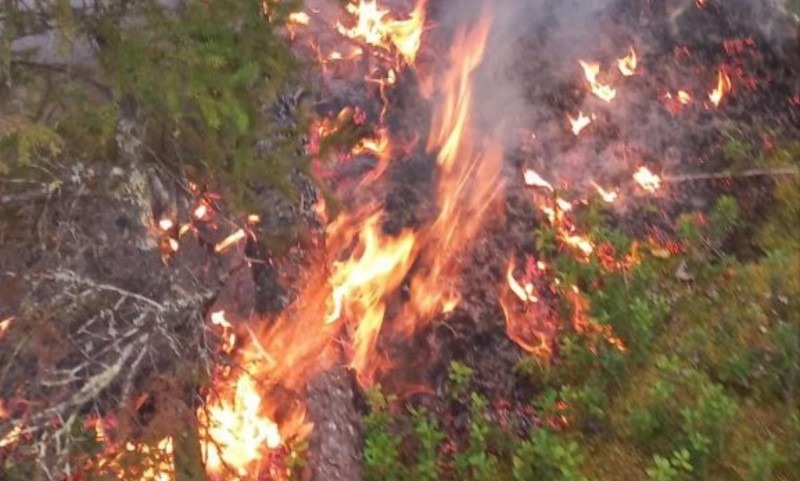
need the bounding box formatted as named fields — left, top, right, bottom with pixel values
left=645, top=450, right=693, bottom=481
left=447, top=361, right=475, bottom=399
left=743, top=442, right=780, bottom=481
left=453, top=393, right=500, bottom=481
left=364, top=387, right=406, bottom=481
left=409, top=407, right=445, bottom=481
left=512, top=429, right=588, bottom=481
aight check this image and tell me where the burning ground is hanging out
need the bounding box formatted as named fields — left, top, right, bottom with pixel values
left=1, top=0, right=799, bottom=480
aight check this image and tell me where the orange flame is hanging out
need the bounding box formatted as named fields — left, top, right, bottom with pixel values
left=199, top=376, right=282, bottom=478
left=617, top=47, right=638, bottom=76
left=579, top=60, right=616, bottom=102
left=506, top=261, right=537, bottom=303
left=708, top=68, right=732, bottom=107
left=633, top=166, right=662, bottom=192
left=523, top=169, right=554, bottom=191
left=0, top=317, right=12, bottom=339
left=158, top=218, right=174, bottom=231
left=569, top=112, right=592, bottom=135
left=677, top=90, right=692, bottom=104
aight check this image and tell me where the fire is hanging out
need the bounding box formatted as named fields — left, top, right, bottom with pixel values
left=336, top=0, right=427, bottom=66
left=200, top=375, right=282, bottom=477
left=158, top=218, right=174, bottom=231
left=708, top=68, right=732, bottom=107
left=211, top=310, right=237, bottom=354
left=633, top=166, right=662, bottom=193
left=579, top=60, right=616, bottom=103
left=523, top=169, right=554, bottom=191
left=288, top=11, right=310, bottom=26
left=678, top=90, right=692, bottom=104
left=569, top=112, right=592, bottom=135
left=562, top=234, right=594, bottom=256
left=0, top=316, right=12, bottom=339
left=193, top=203, right=209, bottom=220
left=325, top=213, right=416, bottom=372
left=617, top=47, right=637, bottom=76
left=591, top=182, right=618, bottom=203
left=214, top=229, right=246, bottom=254
left=506, top=261, right=537, bottom=303
left=0, top=424, right=22, bottom=448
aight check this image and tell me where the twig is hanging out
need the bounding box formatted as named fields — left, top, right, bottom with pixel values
left=662, top=167, right=798, bottom=183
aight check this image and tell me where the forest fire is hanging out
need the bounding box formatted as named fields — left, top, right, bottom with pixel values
left=2, top=0, right=798, bottom=479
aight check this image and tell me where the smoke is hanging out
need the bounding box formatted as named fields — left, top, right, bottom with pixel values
left=424, top=0, right=799, bottom=197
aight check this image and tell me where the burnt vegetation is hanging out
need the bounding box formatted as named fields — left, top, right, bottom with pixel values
left=1, top=0, right=799, bottom=480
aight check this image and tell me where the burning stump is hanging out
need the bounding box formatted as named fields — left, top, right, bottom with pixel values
left=304, top=368, right=365, bottom=481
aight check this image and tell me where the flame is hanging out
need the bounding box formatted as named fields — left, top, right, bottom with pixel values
left=0, top=316, right=12, bottom=339
left=708, top=68, right=732, bottom=107
left=579, top=60, right=616, bottom=103
left=562, top=235, right=594, bottom=255
left=523, top=169, right=554, bottom=191
left=193, top=203, right=209, bottom=220
left=569, top=112, right=592, bottom=135
left=336, top=0, right=427, bottom=66
left=214, top=229, right=247, bottom=254
left=288, top=11, right=310, bottom=26
left=678, top=90, right=692, bottom=104
left=200, top=375, right=282, bottom=477
left=633, top=166, right=662, bottom=192
left=617, top=47, right=637, bottom=76
left=591, top=182, right=618, bottom=203
left=0, top=425, right=22, bottom=448
left=158, top=218, right=174, bottom=231
left=506, top=261, right=537, bottom=303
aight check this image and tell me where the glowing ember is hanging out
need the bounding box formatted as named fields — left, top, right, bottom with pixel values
left=591, top=182, right=618, bottom=203
left=193, top=203, right=208, bottom=220
left=166, top=238, right=179, bottom=253
left=678, top=90, right=692, bottom=104
left=158, top=218, right=174, bottom=231
left=579, top=60, right=616, bottom=103
left=0, top=425, right=22, bottom=448
left=617, top=47, right=637, bottom=76
left=200, top=375, right=282, bottom=476
left=214, top=229, right=246, bottom=254
left=633, top=166, right=662, bottom=192
left=569, top=112, right=592, bottom=135
left=556, top=198, right=573, bottom=212
left=247, top=214, right=261, bottom=225
left=524, top=169, right=554, bottom=191
left=0, top=317, right=12, bottom=338
left=708, top=68, right=732, bottom=107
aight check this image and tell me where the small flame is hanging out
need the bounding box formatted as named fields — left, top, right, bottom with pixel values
left=708, top=68, right=732, bottom=107
left=247, top=214, right=261, bottom=225
left=0, top=317, right=13, bottom=339
left=0, top=425, right=22, bottom=448
left=579, top=60, right=616, bottom=103
left=562, top=235, right=594, bottom=255
left=633, top=167, right=662, bottom=193
left=214, top=229, right=246, bottom=254
left=524, top=169, right=554, bottom=191
left=617, top=47, right=637, bottom=76
left=569, top=112, right=592, bottom=135
left=167, top=238, right=180, bottom=253
left=193, top=204, right=209, bottom=220
left=677, top=90, right=692, bottom=104
left=288, top=11, right=310, bottom=25
left=506, top=262, right=537, bottom=303
left=591, top=182, right=618, bottom=203
left=158, top=218, right=174, bottom=231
